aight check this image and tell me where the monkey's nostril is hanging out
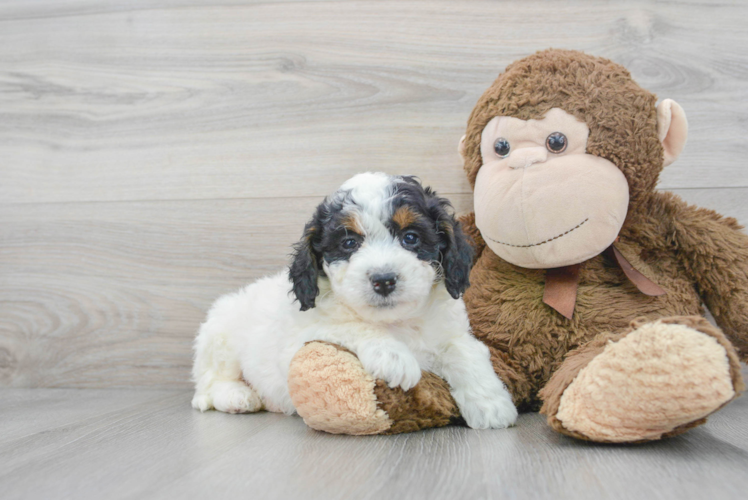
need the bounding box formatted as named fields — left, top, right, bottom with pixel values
left=370, top=273, right=398, bottom=297
left=507, top=147, right=548, bottom=169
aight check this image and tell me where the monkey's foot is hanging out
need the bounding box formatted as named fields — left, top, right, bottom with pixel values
left=541, top=316, right=744, bottom=443
left=288, top=341, right=461, bottom=435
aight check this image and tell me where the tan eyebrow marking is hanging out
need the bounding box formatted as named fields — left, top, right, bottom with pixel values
left=392, top=206, right=422, bottom=229
left=339, top=212, right=364, bottom=234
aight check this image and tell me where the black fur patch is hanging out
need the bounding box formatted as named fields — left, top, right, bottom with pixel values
left=289, top=192, right=362, bottom=310
left=388, top=176, right=475, bottom=298
left=289, top=219, right=322, bottom=311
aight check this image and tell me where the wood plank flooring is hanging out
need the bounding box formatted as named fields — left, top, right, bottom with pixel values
left=2, top=376, right=748, bottom=500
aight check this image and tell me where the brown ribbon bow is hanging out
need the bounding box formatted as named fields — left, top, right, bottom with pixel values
left=542, top=245, right=667, bottom=320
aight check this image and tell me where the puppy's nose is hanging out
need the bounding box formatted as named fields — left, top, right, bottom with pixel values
left=371, top=273, right=398, bottom=297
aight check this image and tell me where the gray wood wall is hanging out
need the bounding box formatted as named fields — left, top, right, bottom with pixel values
left=2, top=0, right=747, bottom=389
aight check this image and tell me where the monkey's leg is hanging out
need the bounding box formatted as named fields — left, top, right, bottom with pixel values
left=539, top=316, right=744, bottom=443
left=287, top=341, right=463, bottom=435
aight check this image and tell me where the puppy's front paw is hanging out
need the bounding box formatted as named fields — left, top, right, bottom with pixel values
left=209, top=381, right=263, bottom=414
left=458, top=390, right=518, bottom=430
left=358, top=341, right=422, bottom=391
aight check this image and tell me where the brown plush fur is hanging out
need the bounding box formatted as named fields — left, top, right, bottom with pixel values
left=459, top=50, right=747, bottom=439
left=457, top=50, right=747, bottom=434
left=461, top=192, right=748, bottom=411
left=374, top=372, right=463, bottom=435
left=287, top=49, right=747, bottom=442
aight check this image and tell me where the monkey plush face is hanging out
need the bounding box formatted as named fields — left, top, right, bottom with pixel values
left=461, top=49, right=688, bottom=270
left=474, top=108, right=629, bottom=269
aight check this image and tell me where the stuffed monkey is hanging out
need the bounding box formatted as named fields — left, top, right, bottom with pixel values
left=287, top=49, right=746, bottom=442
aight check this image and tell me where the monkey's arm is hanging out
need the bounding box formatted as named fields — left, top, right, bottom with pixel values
left=458, top=212, right=486, bottom=263
left=669, top=194, right=748, bottom=361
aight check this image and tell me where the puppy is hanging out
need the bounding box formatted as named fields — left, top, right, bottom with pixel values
left=191, top=172, right=517, bottom=429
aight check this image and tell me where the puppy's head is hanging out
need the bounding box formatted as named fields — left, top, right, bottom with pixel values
left=289, top=172, right=474, bottom=321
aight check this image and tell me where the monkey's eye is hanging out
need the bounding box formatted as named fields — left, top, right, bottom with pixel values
left=341, top=238, right=359, bottom=251
left=401, top=232, right=420, bottom=247
left=493, top=138, right=511, bottom=158
left=546, top=132, right=568, bottom=153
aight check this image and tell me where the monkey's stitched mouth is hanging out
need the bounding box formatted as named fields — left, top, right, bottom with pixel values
left=486, top=218, right=589, bottom=248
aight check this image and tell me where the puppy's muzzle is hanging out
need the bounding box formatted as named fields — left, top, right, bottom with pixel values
left=370, top=272, right=398, bottom=297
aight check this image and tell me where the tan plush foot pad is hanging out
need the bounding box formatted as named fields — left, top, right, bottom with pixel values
left=288, top=341, right=462, bottom=435
left=554, top=317, right=743, bottom=443
left=288, top=342, right=393, bottom=435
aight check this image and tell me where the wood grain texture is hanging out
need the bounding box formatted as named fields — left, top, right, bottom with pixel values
left=1, top=378, right=747, bottom=500
left=2, top=0, right=748, bottom=205
left=2, top=0, right=748, bottom=389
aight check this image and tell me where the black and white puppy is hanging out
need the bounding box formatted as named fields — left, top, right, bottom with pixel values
left=192, top=172, right=517, bottom=429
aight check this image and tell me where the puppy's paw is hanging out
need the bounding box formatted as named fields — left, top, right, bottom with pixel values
left=210, top=381, right=263, bottom=414
left=358, top=341, right=422, bottom=391
left=191, top=393, right=212, bottom=412
left=458, top=390, right=518, bottom=430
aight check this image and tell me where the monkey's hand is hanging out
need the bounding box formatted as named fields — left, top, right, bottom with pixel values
left=671, top=194, right=748, bottom=361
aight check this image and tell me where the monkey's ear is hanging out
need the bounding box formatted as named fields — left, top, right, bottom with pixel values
left=657, top=99, right=688, bottom=167
left=458, top=134, right=466, bottom=160
left=289, top=221, right=321, bottom=311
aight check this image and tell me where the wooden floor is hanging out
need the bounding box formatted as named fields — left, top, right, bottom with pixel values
left=2, top=371, right=748, bottom=500
left=3, top=0, right=748, bottom=498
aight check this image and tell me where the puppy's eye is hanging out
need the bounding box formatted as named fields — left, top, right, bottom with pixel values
left=341, top=238, right=359, bottom=251
left=494, top=138, right=510, bottom=158
left=401, top=233, right=420, bottom=247
left=546, top=132, right=568, bottom=153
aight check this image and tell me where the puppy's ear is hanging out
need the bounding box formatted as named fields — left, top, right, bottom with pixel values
left=427, top=194, right=475, bottom=299
left=289, top=215, right=323, bottom=311
left=440, top=218, right=475, bottom=299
